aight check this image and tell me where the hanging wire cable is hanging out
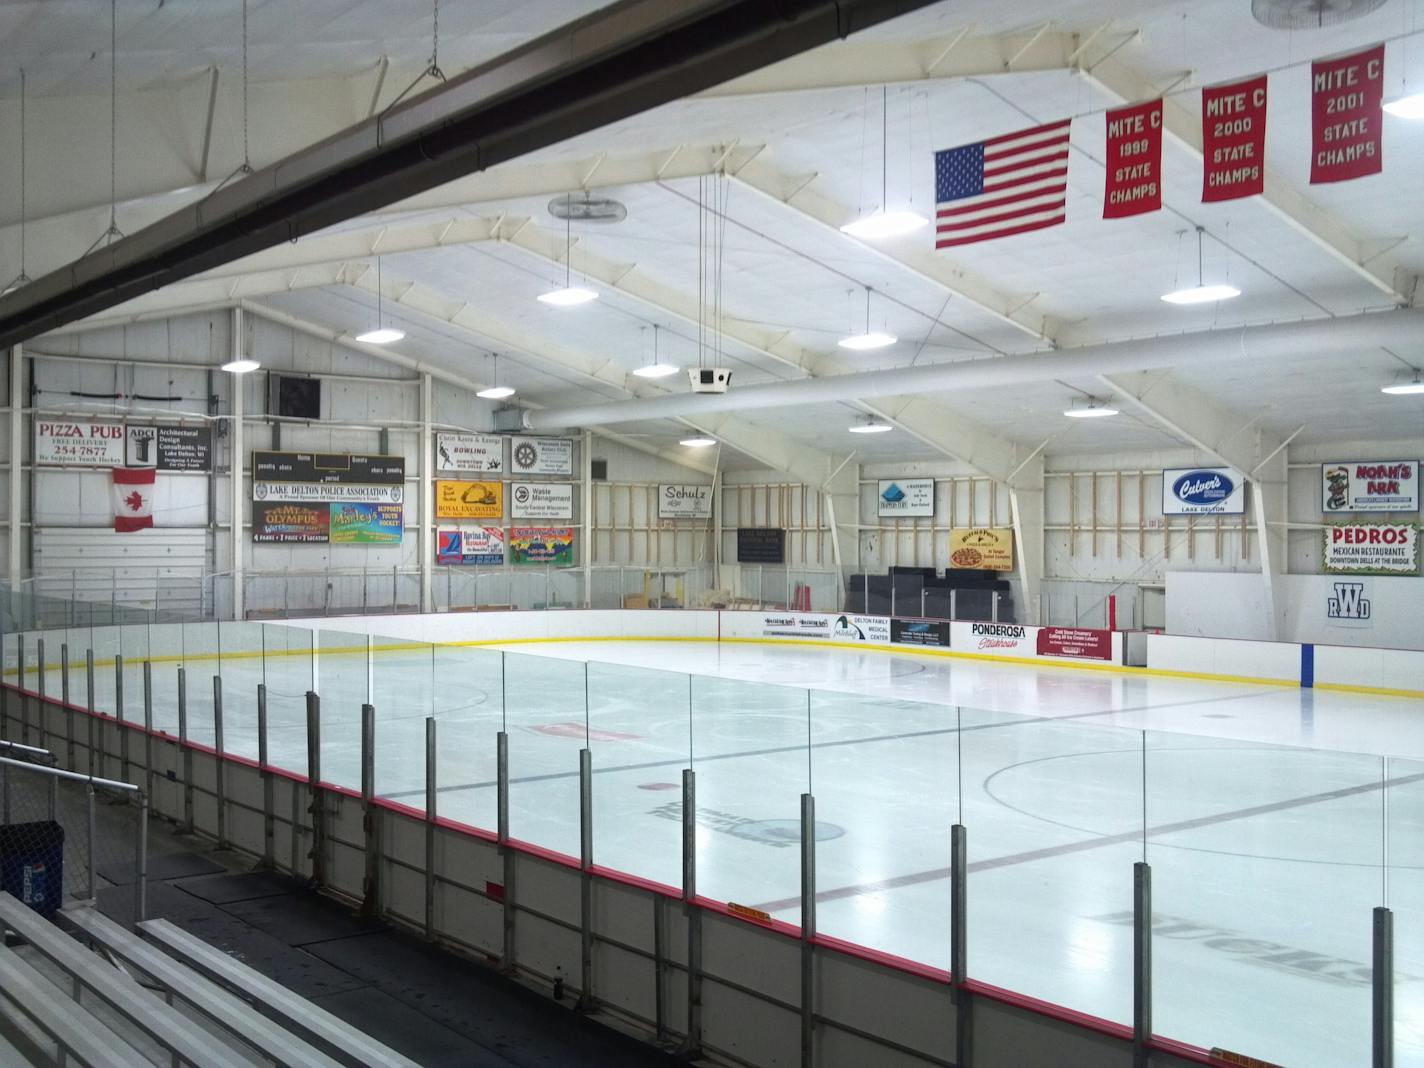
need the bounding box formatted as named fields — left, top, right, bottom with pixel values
left=384, top=0, right=446, bottom=114
left=4, top=69, right=30, bottom=292
left=109, top=0, right=117, bottom=228
left=241, top=0, right=251, bottom=171
left=83, top=0, right=124, bottom=254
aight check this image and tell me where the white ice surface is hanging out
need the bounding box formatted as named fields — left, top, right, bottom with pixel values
left=22, top=634, right=1424, bottom=1067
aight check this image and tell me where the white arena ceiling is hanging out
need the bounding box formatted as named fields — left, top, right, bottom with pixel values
left=2, top=0, right=1422, bottom=471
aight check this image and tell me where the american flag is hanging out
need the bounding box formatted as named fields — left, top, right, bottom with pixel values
left=934, top=119, right=1071, bottom=248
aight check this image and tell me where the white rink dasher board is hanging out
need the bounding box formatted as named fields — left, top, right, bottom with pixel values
left=277, top=609, right=1422, bottom=695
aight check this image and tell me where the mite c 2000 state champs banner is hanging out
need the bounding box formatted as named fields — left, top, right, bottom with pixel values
left=1311, top=44, right=1383, bottom=184
left=1103, top=99, right=1163, bottom=218
left=1202, top=75, right=1267, bottom=201
left=112, top=467, right=155, bottom=532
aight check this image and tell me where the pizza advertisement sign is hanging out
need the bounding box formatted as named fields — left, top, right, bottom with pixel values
left=949, top=528, right=1014, bottom=571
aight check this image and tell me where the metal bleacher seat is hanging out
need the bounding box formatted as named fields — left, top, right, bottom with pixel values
left=66, top=907, right=346, bottom=1068
left=0, top=945, right=140, bottom=1068
left=139, top=917, right=421, bottom=1068
left=0, top=893, right=252, bottom=1068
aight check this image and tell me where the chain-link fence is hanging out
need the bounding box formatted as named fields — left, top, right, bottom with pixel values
left=0, top=741, right=147, bottom=920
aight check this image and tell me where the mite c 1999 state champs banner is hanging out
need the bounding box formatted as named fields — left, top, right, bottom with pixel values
left=1104, top=99, right=1163, bottom=218
left=1311, top=43, right=1383, bottom=184
left=1202, top=75, right=1267, bottom=201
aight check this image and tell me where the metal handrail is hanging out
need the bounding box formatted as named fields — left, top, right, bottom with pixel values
left=0, top=755, right=140, bottom=793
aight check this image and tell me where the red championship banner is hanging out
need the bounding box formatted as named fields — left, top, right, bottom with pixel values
left=1311, top=44, right=1384, bottom=184
left=1202, top=75, right=1267, bottom=201
left=1104, top=100, right=1163, bottom=218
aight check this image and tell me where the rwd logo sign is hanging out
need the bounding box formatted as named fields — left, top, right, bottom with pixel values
left=1326, top=581, right=1371, bottom=624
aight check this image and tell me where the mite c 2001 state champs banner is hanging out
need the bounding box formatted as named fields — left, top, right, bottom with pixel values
left=1103, top=99, right=1163, bottom=218
left=1311, top=44, right=1383, bottom=184
left=1202, top=75, right=1267, bottom=201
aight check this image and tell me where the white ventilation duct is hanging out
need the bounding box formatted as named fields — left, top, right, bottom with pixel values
left=523, top=308, right=1424, bottom=430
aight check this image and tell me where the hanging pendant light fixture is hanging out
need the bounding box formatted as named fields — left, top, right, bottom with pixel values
left=1381, top=369, right=1424, bottom=395
left=633, top=324, right=680, bottom=378
left=1162, top=227, right=1241, bottom=304
left=841, top=86, right=928, bottom=240
left=839, top=287, right=897, bottom=350
left=848, top=414, right=893, bottom=434
left=477, top=354, right=516, bottom=399
left=539, top=194, right=599, bottom=305
left=356, top=257, right=405, bottom=343
left=1063, top=397, right=1120, bottom=418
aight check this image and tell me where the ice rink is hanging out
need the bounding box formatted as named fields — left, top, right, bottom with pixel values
left=21, top=631, right=1424, bottom=1067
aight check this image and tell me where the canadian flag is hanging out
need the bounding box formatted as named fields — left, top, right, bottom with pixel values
left=112, top=467, right=156, bottom=532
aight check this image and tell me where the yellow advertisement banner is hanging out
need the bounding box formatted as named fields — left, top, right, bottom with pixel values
left=435, top=480, right=502, bottom=519
left=949, top=528, right=1014, bottom=571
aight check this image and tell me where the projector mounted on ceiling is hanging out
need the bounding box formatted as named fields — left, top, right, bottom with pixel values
left=1250, top=0, right=1386, bottom=29
left=548, top=193, right=628, bottom=224
left=688, top=367, right=731, bottom=394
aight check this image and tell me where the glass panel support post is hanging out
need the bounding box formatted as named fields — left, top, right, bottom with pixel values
left=115, top=654, right=127, bottom=783
left=134, top=791, right=149, bottom=924
left=577, top=747, right=594, bottom=1012
left=212, top=675, right=226, bottom=848
left=85, top=650, right=96, bottom=778
left=178, top=667, right=193, bottom=833
left=679, top=767, right=702, bottom=1058
left=424, top=717, right=436, bottom=941
left=497, top=730, right=515, bottom=973
left=360, top=702, right=378, bottom=916
left=257, top=683, right=274, bottom=868
left=305, top=690, right=324, bottom=886
left=1133, top=861, right=1152, bottom=1068
left=952, top=823, right=970, bottom=1068
left=142, top=661, right=153, bottom=803
left=800, top=792, right=817, bottom=1068
left=1375, top=905, right=1394, bottom=1068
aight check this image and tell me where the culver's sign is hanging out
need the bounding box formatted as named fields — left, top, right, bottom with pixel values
left=1161, top=466, right=1245, bottom=515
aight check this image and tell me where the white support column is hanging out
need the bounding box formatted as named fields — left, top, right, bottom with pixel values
left=419, top=373, right=434, bottom=613
left=582, top=428, right=593, bottom=608
left=1009, top=456, right=1046, bottom=627
left=7, top=344, right=22, bottom=586
left=1251, top=436, right=1289, bottom=641
left=229, top=311, right=245, bottom=621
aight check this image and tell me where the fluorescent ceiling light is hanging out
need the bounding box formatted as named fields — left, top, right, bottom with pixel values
left=839, top=210, right=928, bottom=240
left=632, top=362, right=680, bottom=379
left=848, top=418, right=893, bottom=434
left=838, top=331, right=897, bottom=351
left=1160, top=283, right=1241, bottom=305
left=537, top=286, right=598, bottom=306
left=477, top=385, right=516, bottom=400
left=221, top=359, right=261, bottom=374
left=680, top=437, right=717, bottom=448
left=355, top=327, right=405, bottom=344
left=1384, top=92, right=1424, bottom=119
left=1382, top=371, right=1424, bottom=395
left=1064, top=400, right=1119, bottom=418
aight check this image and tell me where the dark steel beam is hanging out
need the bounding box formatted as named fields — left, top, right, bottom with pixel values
left=0, top=0, right=937, bottom=350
